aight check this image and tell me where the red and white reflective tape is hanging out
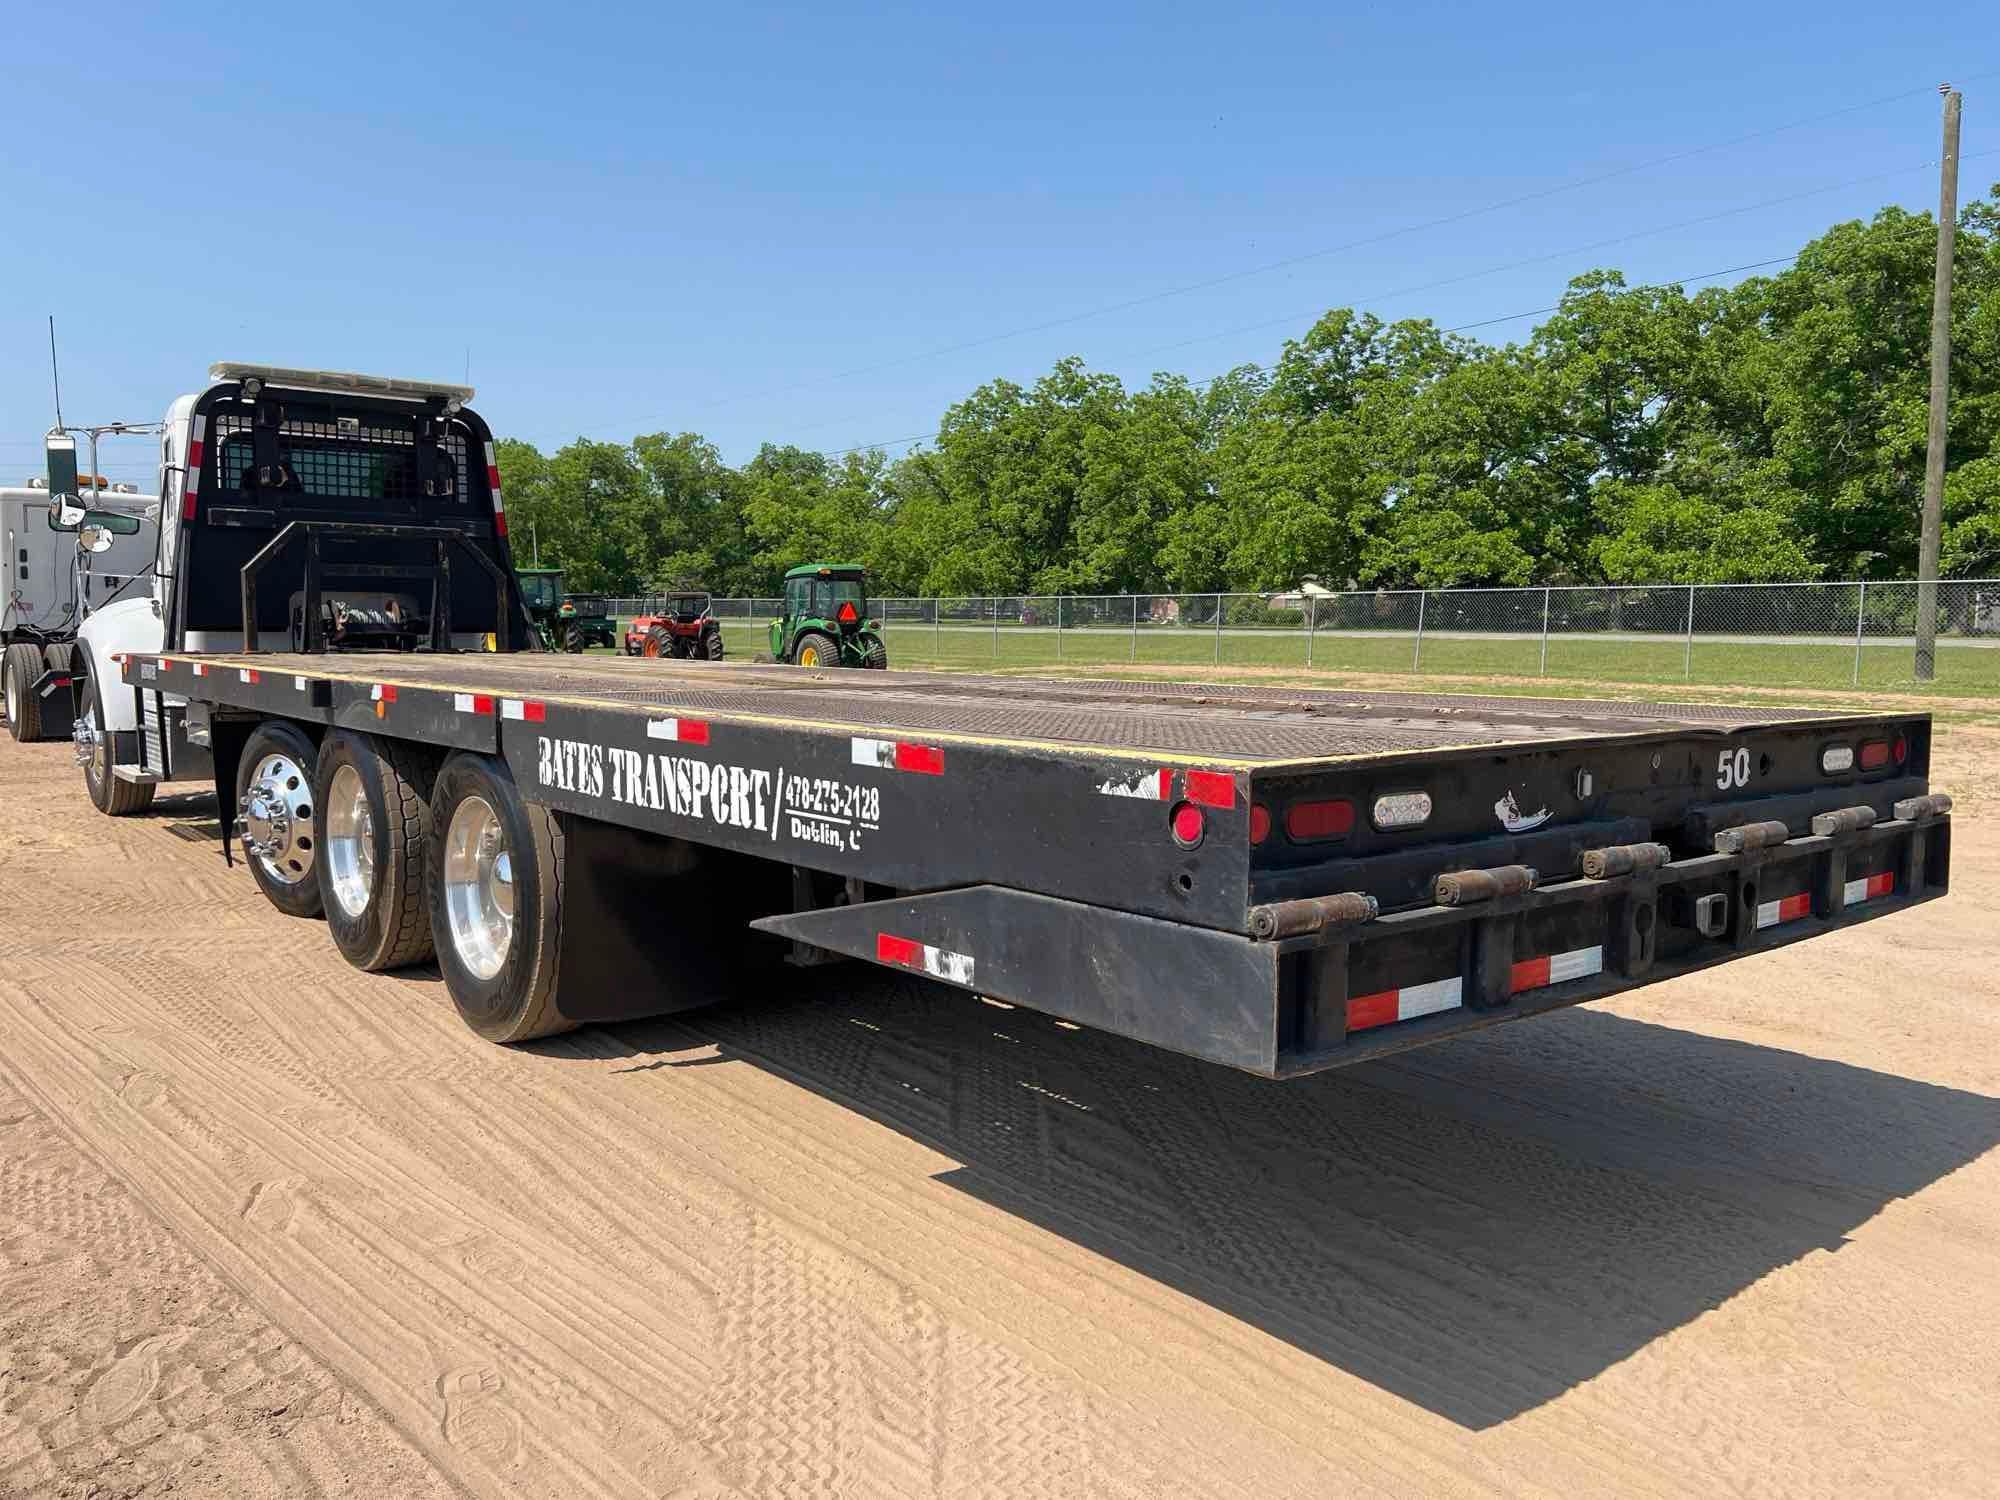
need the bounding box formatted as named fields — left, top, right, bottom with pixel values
left=1509, top=944, right=1604, bottom=995
left=1184, top=769, right=1236, bottom=808
left=1756, top=892, right=1812, bottom=929
left=876, top=933, right=976, bottom=985
left=646, top=717, right=711, bottom=744
left=851, top=737, right=944, bottom=775
left=370, top=683, right=397, bottom=704
left=190, top=662, right=209, bottom=677
left=453, top=693, right=497, bottom=715
left=500, top=698, right=546, bottom=723
left=181, top=415, right=206, bottom=521
left=155, top=657, right=174, bottom=671
left=1097, top=768, right=1173, bottom=800
left=1843, top=871, right=1894, bottom=906
left=484, top=441, right=507, bottom=538
left=237, top=667, right=261, bottom=684
left=1347, top=976, right=1463, bottom=1033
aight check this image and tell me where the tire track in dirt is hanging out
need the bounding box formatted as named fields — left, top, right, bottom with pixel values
left=4, top=730, right=1999, bottom=1497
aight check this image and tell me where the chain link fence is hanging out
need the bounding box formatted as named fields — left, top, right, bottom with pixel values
left=598, top=581, right=2000, bottom=693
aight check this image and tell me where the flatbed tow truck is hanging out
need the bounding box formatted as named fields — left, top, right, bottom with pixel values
left=76, top=365, right=1952, bottom=1075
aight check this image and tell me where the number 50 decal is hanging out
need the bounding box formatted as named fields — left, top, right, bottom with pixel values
left=1716, top=747, right=1753, bottom=791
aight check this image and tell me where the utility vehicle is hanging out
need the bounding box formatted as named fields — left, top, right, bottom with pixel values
left=75, top=363, right=1951, bottom=1080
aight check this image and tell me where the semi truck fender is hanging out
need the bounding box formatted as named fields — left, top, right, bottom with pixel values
left=75, top=597, right=165, bottom=735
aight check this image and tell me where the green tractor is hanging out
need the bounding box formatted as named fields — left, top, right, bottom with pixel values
left=770, top=563, right=888, bottom=669
left=515, top=567, right=612, bottom=653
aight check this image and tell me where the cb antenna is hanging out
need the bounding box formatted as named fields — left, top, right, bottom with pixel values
left=48, top=315, right=65, bottom=429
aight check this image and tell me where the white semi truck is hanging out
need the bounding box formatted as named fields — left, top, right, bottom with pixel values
left=1, top=452, right=156, bottom=742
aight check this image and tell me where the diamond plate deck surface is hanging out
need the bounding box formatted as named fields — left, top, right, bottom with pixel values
left=183, top=653, right=1872, bottom=764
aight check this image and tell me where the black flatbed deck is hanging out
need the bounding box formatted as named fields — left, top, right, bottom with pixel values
left=151, top=649, right=1868, bottom=767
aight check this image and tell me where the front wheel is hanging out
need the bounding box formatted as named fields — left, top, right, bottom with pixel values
left=237, top=720, right=325, bottom=918
left=792, top=630, right=837, bottom=668
left=79, top=666, right=154, bottom=816
left=428, top=753, right=573, bottom=1044
left=317, top=731, right=437, bottom=970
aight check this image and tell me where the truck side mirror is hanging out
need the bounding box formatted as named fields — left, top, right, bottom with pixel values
left=78, top=524, right=117, bottom=554
left=46, top=434, right=83, bottom=527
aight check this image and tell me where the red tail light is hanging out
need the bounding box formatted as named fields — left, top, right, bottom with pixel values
left=1285, top=798, right=1355, bottom=842
left=1858, top=740, right=1892, bottom=770
left=1893, top=735, right=1908, bottom=765
left=1249, top=804, right=1271, bottom=845
left=1170, top=801, right=1205, bottom=848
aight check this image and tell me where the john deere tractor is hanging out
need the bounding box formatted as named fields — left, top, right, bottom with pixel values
left=515, top=567, right=613, bottom=652
left=771, top=563, right=887, bottom=669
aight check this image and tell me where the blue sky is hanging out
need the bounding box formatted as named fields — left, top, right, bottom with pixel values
left=3, top=1, right=1994, bottom=487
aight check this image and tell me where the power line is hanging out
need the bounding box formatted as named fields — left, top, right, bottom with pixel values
left=805, top=250, right=1806, bottom=462
left=654, top=74, right=1986, bottom=425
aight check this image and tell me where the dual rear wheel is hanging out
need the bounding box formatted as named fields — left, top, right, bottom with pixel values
left=236, top=724, right=572, bottom=1044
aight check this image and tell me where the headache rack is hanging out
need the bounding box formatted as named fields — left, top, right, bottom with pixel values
left=238, top=519, right=516, bottom=653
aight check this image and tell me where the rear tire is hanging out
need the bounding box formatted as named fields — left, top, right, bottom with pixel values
left=643, top=625, right=672, bottom=659
left=428, top=753, right=573, bottom=1044
left=704, top=626, right=725, bottom=661
left=80, top=666, right=154, bottom=816
left=792, top=630, right=836, bottom=668
left=861, top=636, right=888, bottom=670
left=317, top=731, right=438, bottom=971
left=236, top=721, right=325, bottom=918
left=4, top=643, right=46, bottom=741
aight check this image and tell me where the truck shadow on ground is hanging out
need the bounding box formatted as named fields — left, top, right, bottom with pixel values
left=573, top=977, right=2000, bottom=1430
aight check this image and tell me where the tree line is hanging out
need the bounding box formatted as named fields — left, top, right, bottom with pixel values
left=495, top=188, right=2000, bottom=598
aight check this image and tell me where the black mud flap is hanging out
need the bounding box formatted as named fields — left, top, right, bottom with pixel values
left=30, top=667, right=78, bottom=725
left=752, top=886, right=1284, bottom=1075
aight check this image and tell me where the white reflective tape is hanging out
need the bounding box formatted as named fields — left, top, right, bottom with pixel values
left=851, top=737, right=896, bottom=769
left=647, top=718, right=683, bottom=741
left=1097, top=768, right=1171, bottom=800
left=501, top=699, right=526, bottom=720
left=1547, top=945, right=1604, bottom=984
left=1396, top=975, right=1463, bottom=1021
left=294, top=675, right=308, bottom=691
left=920, top=943, right=976, bottom=985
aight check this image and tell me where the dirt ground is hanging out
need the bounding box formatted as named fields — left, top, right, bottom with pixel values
left=1, top=723, right=1996, bottom=1499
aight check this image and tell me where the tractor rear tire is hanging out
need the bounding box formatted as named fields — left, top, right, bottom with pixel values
left=317, top=730, right=438, bottom=971
left=80, top=666, right=155, bottom=816
left=862, top=637, right=888, bottom=670
left=4, top=644, right=46, bottom=741
left=562, top=624, right=585, bottom=653
left=428, top=752, right=574, bottom=1044
left=704, top=626, right=725, bottom=661
left=792, top=630, right=837, bottom=669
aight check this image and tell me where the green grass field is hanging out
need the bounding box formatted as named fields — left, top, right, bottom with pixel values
left=606, top=618, right=2000, bottom=698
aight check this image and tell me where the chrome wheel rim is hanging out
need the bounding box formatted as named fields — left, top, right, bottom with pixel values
left=241, top=752, right=316, bottom=884
left=325, top=764, right=376, bottom=919
left=4, top=667, right=17, bottom=725
left=444, top=795, right=513, bottom=981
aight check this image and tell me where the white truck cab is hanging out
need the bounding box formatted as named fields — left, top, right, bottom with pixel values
left=70, top=362, right=521, bottom=814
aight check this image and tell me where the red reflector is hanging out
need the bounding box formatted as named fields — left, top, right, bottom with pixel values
left=1346, top=991, right=1400, bottom=1031
left=186, top=438, right=205, bottom=469
left=678, top=719, right=711, bottom=745
left=893, top=742, right=944, bottom=775
left=487, top=464, right=503, bottom=490
left=1858, top=740, right=1891, bottom=770
left=1249, top=804, right=1271, bottom=845
left=182, top=491, right=197, bottom=521
left=1285, top=798, right=1355, bottom=841
left=837, top=601, right=859, bottom=624
left=1184, top=770, right=1235, bottom=808
left=1170, top=801, right=1205, bottom=847
left=1893, top=735, right=1908, bottom=765
left=494, top=511, right=508, bottom=538
left=876, top=933, right=923, bottom=967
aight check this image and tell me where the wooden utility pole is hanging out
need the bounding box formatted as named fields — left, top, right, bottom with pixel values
left=1916, top=84, right=1961, bottom=680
